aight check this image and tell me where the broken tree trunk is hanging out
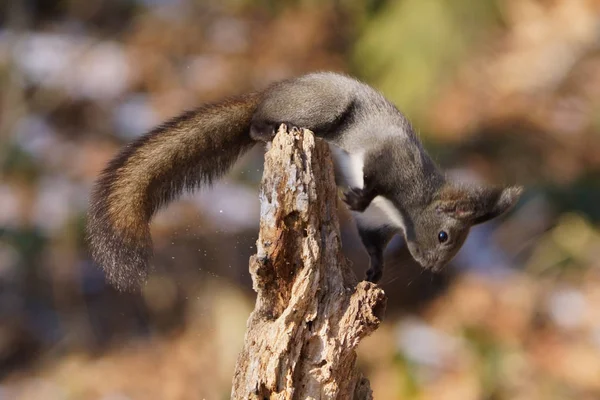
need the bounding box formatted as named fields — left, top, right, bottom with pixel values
left=231, top=126, right=387, bottom=399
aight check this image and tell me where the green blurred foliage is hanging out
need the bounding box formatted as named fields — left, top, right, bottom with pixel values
left=353, top=0, right=501, bottom=121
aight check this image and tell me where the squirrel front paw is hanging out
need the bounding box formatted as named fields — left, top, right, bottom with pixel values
left=366, top=264, right=383, bottom=283
left=343, top=187, right=372, bottom=212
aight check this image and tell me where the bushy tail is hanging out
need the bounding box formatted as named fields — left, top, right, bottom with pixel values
left=87, top=93, right=262, bottom=291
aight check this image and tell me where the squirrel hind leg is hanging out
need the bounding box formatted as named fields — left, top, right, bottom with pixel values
left=250, top=121, right=304, bottom=142
left=250, top=121, right=279, bottom=142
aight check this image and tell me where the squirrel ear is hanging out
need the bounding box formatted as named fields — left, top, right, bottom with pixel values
left=471, top=185, right=523, bottom=225
left=437, top=185, right=523, bottom=224
left=436, top=197, right=477, bottom=220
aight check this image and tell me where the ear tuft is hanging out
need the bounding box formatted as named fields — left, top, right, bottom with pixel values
left=472, top=185, right=523, bottom=225
left=500, top=186, right=523, bottom=206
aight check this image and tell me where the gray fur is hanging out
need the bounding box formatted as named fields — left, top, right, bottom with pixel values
left=88, top=72, right=522, bottom=290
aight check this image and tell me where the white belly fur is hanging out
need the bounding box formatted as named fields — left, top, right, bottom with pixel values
left=330, top=145, right=365, bottom=189
left=330, top=145, right=405, bottom=232
left=356, top=197, right=405, bottom=231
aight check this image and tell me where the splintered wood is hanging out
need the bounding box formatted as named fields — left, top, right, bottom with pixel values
left=231, top=126, right=387, bottom=399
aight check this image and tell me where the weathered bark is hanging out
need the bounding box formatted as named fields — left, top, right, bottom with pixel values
left=231, top=126, right=387, bottom=399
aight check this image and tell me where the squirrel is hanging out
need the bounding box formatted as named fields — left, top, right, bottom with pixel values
left=87, top=72, right=522, bottom=291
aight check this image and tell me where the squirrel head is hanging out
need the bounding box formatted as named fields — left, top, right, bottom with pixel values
left=404, top=184, right=523, bottom=271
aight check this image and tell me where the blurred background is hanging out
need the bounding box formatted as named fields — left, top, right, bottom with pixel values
left=1, top=0, right=600, bottom=398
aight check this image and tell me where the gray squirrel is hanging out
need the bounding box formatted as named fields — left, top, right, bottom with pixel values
left=88, top=72, right=522, bottom=291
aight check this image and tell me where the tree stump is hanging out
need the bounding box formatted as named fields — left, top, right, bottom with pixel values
left=231, top=126, right=387, bottom=399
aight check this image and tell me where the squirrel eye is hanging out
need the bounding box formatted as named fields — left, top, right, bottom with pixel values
left=438, top=231, right=449, bottom=243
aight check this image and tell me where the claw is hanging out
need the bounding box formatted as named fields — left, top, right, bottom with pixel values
left=343, top=187, right=370, bottom=212
left=366, top=267, right=382, bottom=283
